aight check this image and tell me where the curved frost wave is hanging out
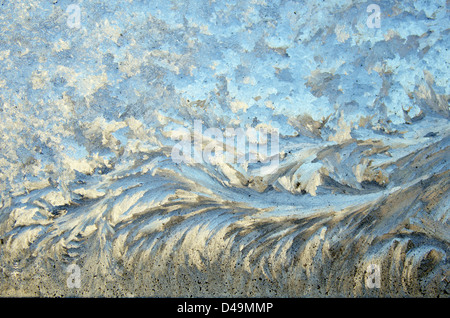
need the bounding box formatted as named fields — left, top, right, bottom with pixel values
left=0, top=0, right=449, bottom=297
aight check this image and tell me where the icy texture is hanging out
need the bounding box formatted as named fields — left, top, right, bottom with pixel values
left=0, top=0, right=449, bottom=297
